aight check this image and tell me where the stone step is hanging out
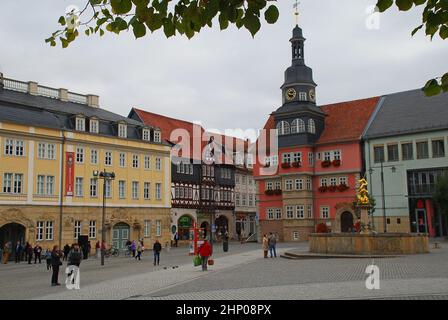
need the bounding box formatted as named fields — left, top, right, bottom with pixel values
left=281, top=251, right=399, bottom=260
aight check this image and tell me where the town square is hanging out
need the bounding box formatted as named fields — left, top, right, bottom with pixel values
left=0, top=0, right=447, bottom=302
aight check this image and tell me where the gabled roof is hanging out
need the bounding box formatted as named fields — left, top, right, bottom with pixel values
left=364, top=89, right=448, bottom=139
left=130, top=107, right=249, bottom=163
left=317, top=96, right=380, bottom=144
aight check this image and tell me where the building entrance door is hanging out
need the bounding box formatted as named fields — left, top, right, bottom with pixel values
left=0, top=223, right=26, bottom=261
left=112, top=223, right=130, bottom=250
left=415, top=209, right=428, bottom=234
left=340, top=212, right=354, bottom=233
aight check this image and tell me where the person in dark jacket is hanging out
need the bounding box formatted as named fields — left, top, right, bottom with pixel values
left=26, top=243, right=33, bottom=264
left=63, top=244, right=70, bottom=261
left=34, top=243, right=42, bottom=264
left=153, top=240, right=162, bottom=266
left=198, top=240, right=212, bottom=271
left=68, top=244, right=82, bottom=267
left=14, top=241, right=22, bottom=263
left=51, top=245, right=62, bottom=286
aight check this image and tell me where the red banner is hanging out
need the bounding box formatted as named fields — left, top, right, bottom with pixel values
left=66, top=152, right=75, bottom=196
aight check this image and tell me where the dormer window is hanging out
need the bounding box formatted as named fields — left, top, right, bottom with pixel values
left=308, top=119, right=316, bottom=134
left=89, top=119, right=99, bottom=134
left=142, top=129, right=150, bottom=141
left=76, top=117, right=85, bottom=131
left=299, top=92, right=307, bottom=101
left=276, top=121, right=290, bottom=136
left=154, top=130, right=161, bottom=143
left=118, top=123, right=127, bottom=138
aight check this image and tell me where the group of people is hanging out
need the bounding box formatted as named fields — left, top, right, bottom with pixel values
left=1, top=241, right=43, bottom=264
left=262, top=233, right=278, bottom=258
left=125, top=239, right=163, bottom=265
left=45, top=244, right=83, bottom=286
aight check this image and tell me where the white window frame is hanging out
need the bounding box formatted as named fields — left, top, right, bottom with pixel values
left=76, top=147, right=84, bottom=164
left=76, top=117, right=85, bottom=131
left=155, top=157, right=162, bottom=171
left=75, top=177, right=83, bottom=197
left=74, top=220, right=82, bottom=239
left=308, top=152, right=314, bottom=166
left=90, top=149, right=98, bottom=164
left=144, top=220, right=151, bottom=237
left=156, top=220, right=162, bottom=237
left=286, top=206, right=294, bottom=219
left=90, top=178, right=98, bottom=197
left=119, top=180, right=126, bottom=199
left=132, top=154, right=139, bottom=168
left=154, top=130, right=161, bottom=143
left=89, top=119, right=99, bottom=134
left=299, top=92, right=307, bottom=101
left=285, top=179, right=293, bottom=191
left=119, top=152, right=126, bottom=167
left=295, top=179, right=303, bottom=190
left=89, top=220, right=96, bottom=239
left=45, top=221, right=54, bottom=240
left=155, top=183, right=162, bottom=200
left=118, top=123, right=127, bottom=138
left=132, top=181, right=139, bottom=199
left=296, top=205, right=305, bottom=219
left=275, top=208, right=282, bottom=220
left=144, top=182, right=151, bottom=200
left=144, top=155, right=151, bottom=170
left=36, top=221, right=44, bottom=241
left=142, top=129, right=150, bottom=141
left=105, top=151, right=112, bottom=166
left=321, top=206, right=330, bottom=219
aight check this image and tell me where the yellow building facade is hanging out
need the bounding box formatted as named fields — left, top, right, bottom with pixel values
left=0, top=75, right=171, bottom=254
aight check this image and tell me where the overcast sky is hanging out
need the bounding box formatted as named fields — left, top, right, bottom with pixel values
left=0, top=0, right=446, bottom=141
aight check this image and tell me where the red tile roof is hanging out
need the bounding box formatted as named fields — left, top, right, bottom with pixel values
left=131, top=108, right=249, bottom=162
left=317, top=97, right=379, bottom=144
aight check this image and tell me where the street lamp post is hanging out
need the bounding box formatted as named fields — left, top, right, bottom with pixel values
left=369, top=160, right=396, bottom=234
left=93, top=169, right=115, bottom=266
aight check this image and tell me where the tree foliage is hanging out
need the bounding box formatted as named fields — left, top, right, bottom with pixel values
left=376, top=0, right=448, bottom=96
left=46, top=0, right=279, bottom=48
left=434, top=175, right=448, bottom=217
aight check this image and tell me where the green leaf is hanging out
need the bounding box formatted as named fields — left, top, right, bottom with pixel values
left=163, top=20, right=176, bottom=38
left=60, top=37, right=69, bottom=48
left=90, top=0, right=103, bottom=5
left=411, top=24, right=423, bottom=36
left=132, top=20, right=147, bottom=38
left=439, top=25, right=448, bottom=39
left=442, top=73, right=448, bottom=92
left=219, top=13, right=229, bottom=30
left=423, top=79, right=442, bottom=96
left=58, top=16, right=66, bottom=26
left=111, top=0, right=133, bottom=15
left=264, top=5, right=279, bottom=24
left=396, top=0, right=414, bottom=11
left=99, top=28, right=105, bottom=36
left=413, top=0, right=426, bottom=5
left=376, top=0, right=394, bottom=12
left=244, top=14, right=261, bottom=37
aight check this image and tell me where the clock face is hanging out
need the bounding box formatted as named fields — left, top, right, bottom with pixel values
left=309, top=89, right=316, bottom=102
left=286, top=88, right=296, bottom=101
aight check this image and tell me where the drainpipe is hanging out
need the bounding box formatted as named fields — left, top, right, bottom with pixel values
left=58, top=129, right=66, bottom=249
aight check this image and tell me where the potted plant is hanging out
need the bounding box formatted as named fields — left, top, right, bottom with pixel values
left=292, top=161, right=301, bottom=168
left=281, top=162, right=291, bottom=169
left=274, top=189, right=282, bottom=196
left=328, top=185, right=337, bottom=192
left=264, top=189, right=274, bottom=196
left=321, top=160, right=331, bottom=168
left=318, top=186, right=328, bottom=192
left=337, top=183, right=349, bottom=192
left=332, top=159, right=341, bottom=167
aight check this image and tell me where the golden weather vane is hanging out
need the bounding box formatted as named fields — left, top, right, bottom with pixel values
left=293, top=0, right=301, bottom=25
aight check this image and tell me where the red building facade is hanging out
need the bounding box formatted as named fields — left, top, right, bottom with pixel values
left=253, top=25, right=379, bottom=241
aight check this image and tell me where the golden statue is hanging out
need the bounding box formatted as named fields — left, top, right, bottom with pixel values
left=356, top=177, right=371, bottom=206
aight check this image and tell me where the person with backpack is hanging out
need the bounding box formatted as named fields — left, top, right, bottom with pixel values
left=153, top=240, right=162, bottom=266
left=198, top=239, right=212, bottom=271
left=68, top=244, right=82, bottom=267
left=45, top=249, right=52, bottom=270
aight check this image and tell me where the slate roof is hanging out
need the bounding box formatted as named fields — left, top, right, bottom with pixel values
left=364, top=89, right=448, bottom=139
left=0, top=88, right=163, bottom=144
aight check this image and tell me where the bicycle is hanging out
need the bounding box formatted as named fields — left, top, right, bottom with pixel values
left=104, top=246, right=119, bottom=258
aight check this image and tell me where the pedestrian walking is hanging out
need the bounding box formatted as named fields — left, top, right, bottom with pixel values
left=198, top=239, right=212, bottom=271
left=45, top=249, right=52, bottom=270
left=63, top=244, right=70, bottom=261
left=3, top=242, right=11, bottom=264
left=34, top=243, right=42, bottom=264
left=26, top=243, right=33, bottom=264
left=174, top=232, right=179, bottom=247
left=14, top=241, right=22, bottom=263
left=153, top=240, right=162, bottom=266
left=135, top=241, right=142, bottom=261
left=50, top=246, right=62, bottom=286
left=131, top=240, right=136, bottom=257
left=262, top=234, right=269, bottom=258
left=95, top=241, right=100, bottom=258
left=268, top=232, right=277, bottom=258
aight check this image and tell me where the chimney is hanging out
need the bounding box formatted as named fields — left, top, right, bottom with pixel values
left=87, top=94, right=99, bottom=108
left=58, top=88, right=68, bottom=101
left=28, top=81, right=38, bottom=95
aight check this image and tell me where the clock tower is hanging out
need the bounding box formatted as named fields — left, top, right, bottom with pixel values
left=272, top=24, right=325, bottom=148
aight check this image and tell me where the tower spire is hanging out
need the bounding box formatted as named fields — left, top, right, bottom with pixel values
left=293, top=0, right=300, bottom=25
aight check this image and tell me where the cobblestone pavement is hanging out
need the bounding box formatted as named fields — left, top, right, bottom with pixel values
left=2, top=240, right=448, bottom=300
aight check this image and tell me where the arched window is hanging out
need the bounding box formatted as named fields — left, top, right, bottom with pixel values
left=308, top=119, right=316, bottom=134
left=291, top=118, right=306, bottom=133
left=276, top=121, right=290, bottom=135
